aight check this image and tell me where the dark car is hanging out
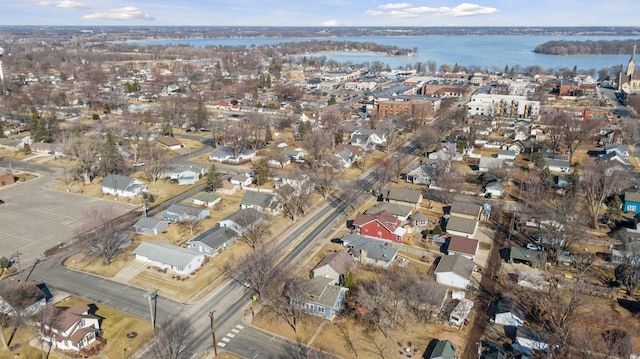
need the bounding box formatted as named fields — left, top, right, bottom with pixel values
left=0, top=199, right=4, bottom=204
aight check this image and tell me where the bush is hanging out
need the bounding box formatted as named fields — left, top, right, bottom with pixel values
left=0, top=256, right=9, bottom=269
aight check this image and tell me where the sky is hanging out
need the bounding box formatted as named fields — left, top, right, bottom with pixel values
left=1, top=0, right=639, bottom=27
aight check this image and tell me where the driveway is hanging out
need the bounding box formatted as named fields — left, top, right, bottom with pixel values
left=0, top=164, right=136, bottom=267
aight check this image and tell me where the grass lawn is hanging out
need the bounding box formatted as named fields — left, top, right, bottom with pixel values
left=63, top=252, right=131, bottom=278
left=55, top=296, right=155, bottom=359
left=0, top=326, right=67, bottom=359
left=0, top=148, right=30, bottom=161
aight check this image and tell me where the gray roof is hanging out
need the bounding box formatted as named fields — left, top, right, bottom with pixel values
left=102, top=174, right=145, bottom=192
left=312, top=250, right=354, bottom=275
left=188, top=227, right=236, bottom=250
left=365, top=202, right=413, bottom=218
left=429, top=340, right=456, bottom=359
left=450, top=202, right=482, bottom=217
left=479, top=157, right=504, bottom=170
left=544, top=157, right=570, bottom=168
left=166, top=203, right=207, bottom=216
left=498, top=149, right=517, bottom=157
left=341, top=234, right=399, bottom=263
left=495, top=298, right=526, bottom=319
left=133, top=241, right=202, bottom=269
left=434, top=254, right=475, bottom=279
left=133, top=217, right=167, bottom=230
left=241, top=191, right=276, bottom=208
left=301, top=277, right=347, bottom=307
left=209, top=146, right=256, bottom=158
left=510, top=246, right=547, bottom=264
left=446, top=216, right=477, bottom=235
left=625, top=191, right=640, bottom=203
left=222, top=208, right=262, bottom=225
left=485, top=181, right=505, bottom=191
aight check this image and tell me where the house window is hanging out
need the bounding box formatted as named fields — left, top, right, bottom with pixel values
left=317, top=306, right=325, bottom=314
left=629, top=205, right=636, bottom=212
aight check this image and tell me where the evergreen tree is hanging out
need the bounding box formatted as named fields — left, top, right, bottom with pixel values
left=252, top=159, right=269, bottom=186
left=204, top=164, right=223, bottom=193
left=195, top=97, right=208, bottom=130
left=605, top=193, right=623, bottom=228
left=540, top=166, right=552, bottom=188
left=160, top=117, right=173, bottom=136
left=100, top=132, right=124, bottom=175
left=328, top=94, right=337, bottom=105
left=264, top=126, right=273, bottom=142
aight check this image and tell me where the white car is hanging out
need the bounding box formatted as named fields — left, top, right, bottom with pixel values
left=526, top=243, right=542, bottom=251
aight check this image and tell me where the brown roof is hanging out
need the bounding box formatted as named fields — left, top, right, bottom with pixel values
left=447, top=236, right=479, bottom=256
left=335, top=143, right=363, bottom=157
left=353, top=210, right=399, bottom=231
left=68, top=325, right=96, bottom=343
left=155, top=135, right=181, bottom=147
left=0, top=281, right=46, bottom=309
left=385, top=187, right=422, bottom=204
left=45, top=302, right=95, bottom=333
left=312, top=250, right=353, bottom=275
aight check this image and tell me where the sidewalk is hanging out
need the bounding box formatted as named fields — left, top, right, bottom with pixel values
left=112, top=260, right=148, bottom=283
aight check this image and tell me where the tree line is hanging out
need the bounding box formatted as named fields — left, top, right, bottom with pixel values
left=534, top=39, right=639, bottom=55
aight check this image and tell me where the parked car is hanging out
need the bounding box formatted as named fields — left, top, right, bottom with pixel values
left=526, top=243, right=542, bottom=251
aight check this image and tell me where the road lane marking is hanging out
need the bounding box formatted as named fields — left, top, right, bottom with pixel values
left=221, top=337, right=230, bottom=342
left=236, top=324, right=244, bottom=329
left=231, top=329, right=240, bottom=333
left=227, top=333, right=235, bottom=338
left=217, top=342, right=226, bottom=347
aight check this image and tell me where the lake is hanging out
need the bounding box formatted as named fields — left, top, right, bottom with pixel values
left=131, top=35, right=640, bottom=72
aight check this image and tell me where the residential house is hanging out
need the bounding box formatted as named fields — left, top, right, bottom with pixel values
left=133, top=241, right=204, bottom=275
left=406, top=161, right=437, bottom=185
left=364, top=202, right=413, bottom=222
left=192, top=192, right=222, bottom=208
left=447, top=236, right=479, bottom=260
left=219, top=208, right=263, bottom=234
left=133, top=217, right=169, bottom=236
left=230, top=174, right=252, bottom=188
left=187, top=226, right=237, bottom=256
left=334, top=148, right=355, bottom=168
left=544, top=155, right=570, bottom=173
left=484, top=181, right=505, bottom=198
left=0, top=173, right=16, bottom=187
left=446, top=216, right=479, bottom=238
left=37, top=302, right=101, bottom=353
left=516, top=326, right=548, bottom=352
left=162, top=166, right=204, bottom=185
left=341, top=234, right=399, bottom=268
left=349, top=134, right=375, bottom=151
left=509, top=246, right=547, bottom=269
left=274, top=171, right=310, bottom=191
left=283, top=149, right=305, bottom=163
left=505, top=141, right=526, bottom=154
left=0, top=281, right=47, bottom=317
left=383, top=187, right=423, bottom=209
left=217, top=176, right=241, bottom=195
left=497, top=149, right=517, bottom=161
left=155, top=135, right=182, bottom=150
left=163, top=203, right=210, bottom=223
left=101, top=174, right=147, bottom=198
left=478, top=157, right=505, bottom=173
left=491, top=298, right=526, bottom=327
left=31, top=142, right=64, bottom=156
left=291, top=277, right=348, bottom=321
left=208, top=146, right=256, bottom=164
left=428, top=141, right=463, bottom=162
left=450, top=202, right=483, bottom=220
left=427, top=339, right=457, bottom=359
left=311, top=250, right=354, bottom=284
left=274, top=183, right=296, bottom=203
left=350, top=127, right=386, bottom=145
left=0, top=138, right=22, bottom=151
left=434, top=254, right=476, bottom=290
left=335, top=144, right=363, bottom=160
left=353, top=210, right=406, bottom=242
left=624, top=191, right=640, bottom=213
left=409, top=211, right=431, bottom=228
left=240, top=191, right=280, bottom=215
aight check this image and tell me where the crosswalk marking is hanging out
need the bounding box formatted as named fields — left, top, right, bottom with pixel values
left=231, top=328, right=240, bottom=333
left=222, top=337, right=231, bottom=342
left=227, top=333, right=235, bottom=338
left=236, top=324, right=244, bottom=329
left=217, top=342, right=226, bottom=347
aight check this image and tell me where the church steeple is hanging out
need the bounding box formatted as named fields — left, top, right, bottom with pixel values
left=626, top=44, right=636, bottom=77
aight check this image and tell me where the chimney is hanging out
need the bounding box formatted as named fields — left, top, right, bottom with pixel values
left=359, top=248, right=367, bottom=263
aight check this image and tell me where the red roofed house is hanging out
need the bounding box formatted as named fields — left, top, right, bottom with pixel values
left=353, top=210, right=407, bottom=242
left=38, top=302, right=101, bottom=353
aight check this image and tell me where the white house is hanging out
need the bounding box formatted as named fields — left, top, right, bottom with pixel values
left=101, top=174, right=147, bottom=198
left=192, top=192, right=222, bottom=208
left=484, top=181, right=505, bottom=198
left=133, top=217, right=169, bottom=236
left=133, top=241, right=204, bottom=275
left=544, top=155, right=570, bottom=173
left=311, top=250, right=354, bottom=284
left=209, top=146, right=256, bottom=164
left=434, top=255, right=475, bottom=290
left=219, top=208, right=263, bottom=234
left=38, top=302, right=101, bottom=353
left=492, top=298, right=526, bottom=327
left=350, top=127, right=386, bottom=145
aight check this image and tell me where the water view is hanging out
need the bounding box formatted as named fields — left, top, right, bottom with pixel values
left=132, top=35, right=640, bottom=71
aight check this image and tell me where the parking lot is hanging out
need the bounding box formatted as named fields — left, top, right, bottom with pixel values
left=0, top=167, right=136, bottom=267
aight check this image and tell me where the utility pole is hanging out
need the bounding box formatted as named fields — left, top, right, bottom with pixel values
left=145, top=286, right=157, bottom=333
left=209, top=310, right=218, bottom=357
left=13, top=251, right=22, bottom=282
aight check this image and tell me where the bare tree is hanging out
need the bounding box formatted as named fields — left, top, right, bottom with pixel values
left=312, top=158, right=342, bottom=198
left=579, top=161, right=628, bottom=228
left=178, top=218, right=202, bottom=238
left=151, top=318, right=193, bottom=359
left=414, top=128, right=439, bottom=158
left=67, top=133, right=101, bottom=185
left=266, top=275, right=307, bottom=334
left=336, top=322, right=359, bottom=358
left=77, top=208, right=130, bottom=265
left=0, top=281, right=46, bottom=346
left=236, top=211, right=271, bottom=250
left=319, top=107, right=344, bottom=150
left=562, top=118, right=598, bottom=164
left=225, top=245, right=285, bottom=300
left=302, top=130, right=332, bottom=169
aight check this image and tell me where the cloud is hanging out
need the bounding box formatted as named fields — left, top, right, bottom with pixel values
left=378, top=2, right=412, bottom=10
left=364, top=10, right=385, bottom=16
left=36, top=0, right=89, bottom=9
left=366, top=2, right=498, bottom=18
left=321, top=19, right=341, bottom=26
left=83, top=6, right=154, bottom=21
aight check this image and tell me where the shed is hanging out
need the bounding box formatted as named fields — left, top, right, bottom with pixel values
left=133, top=217, right=169, bottom=236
